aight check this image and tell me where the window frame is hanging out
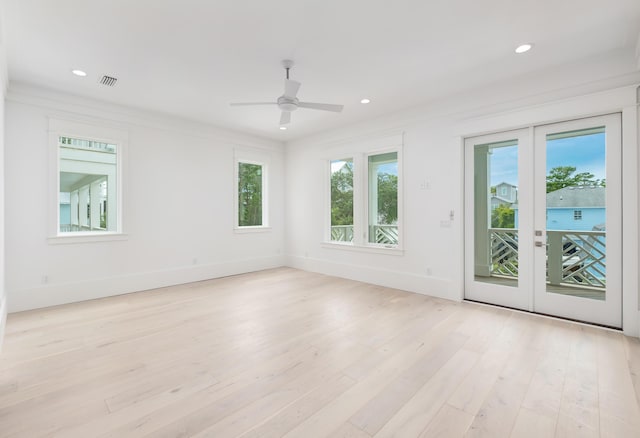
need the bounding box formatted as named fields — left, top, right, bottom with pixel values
left=48, top=119, right=127, bottom=244
left=323, top=135, right=403, bottom=253
left=234, top=149, right=270, bottom=232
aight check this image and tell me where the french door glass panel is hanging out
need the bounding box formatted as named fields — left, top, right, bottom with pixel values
left=464, top=129, right=531, bottom=311
left=533, top=114, right=621, bottom=327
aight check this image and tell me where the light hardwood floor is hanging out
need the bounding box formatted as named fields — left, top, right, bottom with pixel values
left=1, top=267, right=639, bottom=437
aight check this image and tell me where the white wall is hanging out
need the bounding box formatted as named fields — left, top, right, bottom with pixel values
left=0, top=6, right=7, bottom=352
left=285, top=50, right=640, bottom=337
left=0, top=77, right=5, bottom=351
left=5, top=85, right=286, bottom=312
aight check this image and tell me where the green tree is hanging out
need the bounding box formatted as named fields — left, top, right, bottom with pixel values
left=377, top=173, right=398, bottom=224
left=491, top=204, right=515, bottom=228
left=330, top=161, right=354, bottom=226
left=238, top=163, right=262, bottom=226
left=546, top=166, right=605, bottom=193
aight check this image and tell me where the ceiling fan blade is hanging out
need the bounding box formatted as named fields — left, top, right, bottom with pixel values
left=229, top=102, right=277, bottom=106
left=284, top=79, right=301, bottom=99
left=280, top=111, right=291, bottom=125
left=298, top=102, right=344, bottom=112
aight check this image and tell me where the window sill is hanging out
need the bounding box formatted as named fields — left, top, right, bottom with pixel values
left=48, top=232, right=129, bottom=245
left=321, top=241, right=404, bottom=256
left=234, top=226, right=272, bottom=234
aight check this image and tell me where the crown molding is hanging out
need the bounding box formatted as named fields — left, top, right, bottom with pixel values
left=6, top=82, right=284, bottom=151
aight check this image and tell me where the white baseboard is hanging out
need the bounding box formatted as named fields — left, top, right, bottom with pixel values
left=286, top=255, right=457, bottom=302
left=8, top=255, right=286, bottom=313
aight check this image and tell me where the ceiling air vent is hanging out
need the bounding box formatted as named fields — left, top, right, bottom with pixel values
left=98, top=75, right=118, bottom=87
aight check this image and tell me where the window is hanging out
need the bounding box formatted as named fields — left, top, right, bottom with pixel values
left=50, top=118, right=126, bottom=242
left=237, top=160, right=267, bottom=228
left=501, top=186, right=508, bottom=196
left=574, top=210, right=582, bottom=220
left=326, top=136, right=402, bottom=251
left=330, top=159, right=354, bottom=242
left=58, top=136, right=117, bottom=233
left=368, top=152, right=398, bottom=245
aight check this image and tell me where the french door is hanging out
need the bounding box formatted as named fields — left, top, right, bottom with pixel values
left=464, top=114, right=622, bottom=328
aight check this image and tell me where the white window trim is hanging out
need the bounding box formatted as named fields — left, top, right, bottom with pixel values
left=234, top=148, right=270, bottom=232
left=48, top=118, right=127, bottom=244
left=324, top=133, right=404, bottom=253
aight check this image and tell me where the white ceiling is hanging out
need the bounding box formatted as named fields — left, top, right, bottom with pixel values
left=3, top=0, right=640, bottom=141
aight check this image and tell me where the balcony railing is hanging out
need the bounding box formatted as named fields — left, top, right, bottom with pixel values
left=331, top=225, right=354, bottom=242
left=490, top=228, right=519, bottom=277
left=330, top=225, right=398, bottom=245
left=60, top=224, right=106, bottom=232
left=489, top=228, right=606, bottom=289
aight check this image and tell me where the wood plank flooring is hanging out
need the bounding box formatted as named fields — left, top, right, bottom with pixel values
left=0, top=267, right=639, bottom=437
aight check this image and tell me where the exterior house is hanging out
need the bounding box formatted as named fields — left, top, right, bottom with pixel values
left=546, top=186, right=605, bottom=231
left=491, top=182, right=517, bottom=209
left=515, top=186, right=605, bottom=231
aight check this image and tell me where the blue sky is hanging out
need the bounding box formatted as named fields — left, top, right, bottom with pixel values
left=490, top=133, right=606, bottom=186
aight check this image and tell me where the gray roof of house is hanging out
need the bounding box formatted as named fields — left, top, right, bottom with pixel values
left=546, top=186, right=605, bottom=208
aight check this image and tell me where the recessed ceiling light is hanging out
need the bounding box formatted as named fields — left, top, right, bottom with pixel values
left=515, top=44, right=533, bottom=54
left=279, top=126, right=287, bottom=130
left=360, top=98, right=371, bottom=104
left=71, top=69, right=87, bottom=77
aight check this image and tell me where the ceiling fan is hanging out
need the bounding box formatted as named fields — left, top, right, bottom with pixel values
left=230, top=60, right=344, bottom=126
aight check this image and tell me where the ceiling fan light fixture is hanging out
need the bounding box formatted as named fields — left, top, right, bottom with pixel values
left=515, top=43, right=533, bottom=54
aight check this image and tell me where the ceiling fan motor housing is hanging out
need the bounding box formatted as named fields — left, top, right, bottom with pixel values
left=277, top=96, right=298, bottom=112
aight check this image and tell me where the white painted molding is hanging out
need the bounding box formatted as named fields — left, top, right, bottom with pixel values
left=287, top=52, right=640, bottom=151
left=8, top=255, right=286, bottom=313
left=622, top=102, right=639, bottom=338
left=6, top=82, right=284, bottom=151
left=286, top=255, right=457, bottom=303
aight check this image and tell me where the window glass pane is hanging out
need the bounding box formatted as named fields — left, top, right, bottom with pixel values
left=474, top=140, right=519, bottom=287
left=368, top=152, right=398, bottom=245
left=330, top=158, right=354, bottom=242
left=59, top=136, right=117, bottom=233
left=545, top=127, right=606, bottom=300
left=238, top=162, right=263, bottom=227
